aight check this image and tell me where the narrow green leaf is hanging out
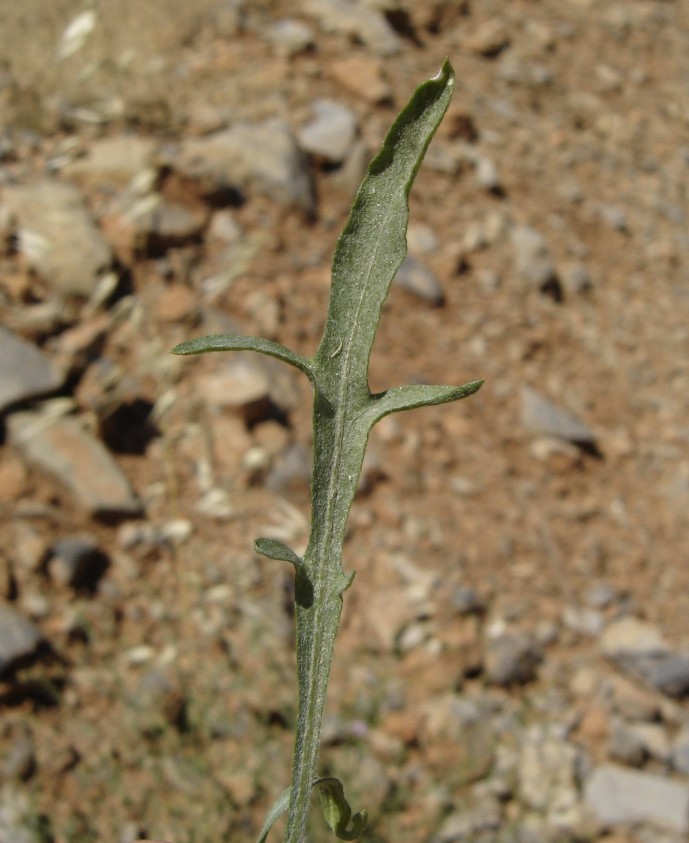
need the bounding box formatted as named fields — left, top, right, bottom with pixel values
left=256, top=786, right=291, bottom=843
left=171, top=334, right=316, bottom=384
left=314, top=58, right=455, bottom=401
left=254, top=538, right=303, bottom=567
left=315, top=778, right=368, bottom=841
left=363, top=379, right=484, bottom=426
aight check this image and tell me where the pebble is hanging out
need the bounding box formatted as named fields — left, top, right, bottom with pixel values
left=419, top=694, right=495, bottom=784
left=629, top=721, right=672, bottom=762
left=2, top=180, right=113, bottom=297
left=672, top=727, right=689, bottom=775
left=607, top=717, right=647, bottom=767
left=265, top=19, right=315, bottom=56
left=562, top=606, right=604, bottom=637
left=49, top=534, right=110, bottom=591
left=298, top=99, right=358, bottom=163
left=521, top=386, right=597, bottom=446
left=601, top=616, right=667, bottom=658
left=485, top=627, right=542, bottom=686
left=264, top=441, right=311, bottom=492
left=393, top=254, right=445, bottom=305
left=102, top=194, right=208, bottom=261
left=196, top=359, right=272, bottom=424
left=0, top=789, right=36, bottom=843
left=304, top=0, right=402, bottom=57
left=61, top=136, right=157, bottom=190
left=7, top=411, right=142, bottom=517
left=207, top=209, right=242, bottom=245
left=584, top=763, right=689, bottom=833
left=154, top=283, right=199, bottom=324
left=0, top=602, right=42, bottom=674
left=175, top=119, right=315, bottom=215
left=608, top=674, right=661, bottom=722
left=142, top=199, right=208, bottom=253
left=431, top=795, right=501, bottom=843
left=472, top=153, right=502, bottom=192
left=461, top=19, right=510, bottom=57
left=596, top=203, right=628, bottom=232
left=48, top=313, right=111, bottom=380
left=519, top=728, right=582, bottom=827
left=510, top=225, right=558, bottom=291
left=629, top=653, right=689, bottom=700
left=131, top=669, right=187, bottom=732
left=2, top=723, right=36, bottom=781
left=329, top=55, right=393, bottom=104
left=0, top=326, right=63, bottom=413
left=406, top=223, right=439, bottom=256
left=561, top=261, right=593, bottom=294
left=585, top=581, right=619, bottom=609
left=451, top=585, right=485, bottom=616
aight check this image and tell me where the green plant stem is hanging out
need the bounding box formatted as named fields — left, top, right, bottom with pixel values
left=172, top=59, right=484, bottom=843
left=286, top=396, right=368, bottom=843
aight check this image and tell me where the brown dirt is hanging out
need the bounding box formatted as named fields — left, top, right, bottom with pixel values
left=1, top=1, right=689, bottom=842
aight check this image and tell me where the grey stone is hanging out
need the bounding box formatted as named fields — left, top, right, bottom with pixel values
left=519, top=728, right=583, bottom=828
left=672, top=728, right=689, bottom=775
left=601, top=616, right=667, bottom=658
left=303, top=0, right=401, bottom=56
left=108, top=194, right=208, bottom=254
left=597, top=203, right=628, bottom=232
left=584, top=764, right=689, bottom=833
left=0, top=327, right=63, bottom=413
left=521, top=387, right=596, bottom=445
left=175, top=119, right=315, bottom=214
left=628, top=653, right=689, bottom=700
left=8, top=411, right=142, bottom=517
left=474, top=154, right=502, bottom=192
left=0, top=603, right=42, bottom=674
left=432, top=796, right=502, bottom=842
left=608, top=718, right=647, bottom=767
left=0, top=789, right=37, bottom=843
left=49, top=534, right=110, bottom=591
left=585, top=581, right=619, bottom=609
left=298, top=99, right=358, bottom=163
left=452, top=586, right=485, bottom=616
left=562, top=606, right=604, bottom=636
left=511, top=225, right=557, bottom=289
left=561, top=261, right=593, bottom=294
left=628, top=722, right=672, bottom=762
left=485, top=628, right=542, bottom=686
left=419, top=694, right=495, bottom=785
left=131, top=669, right=187, bottom=732
left=265, top=442, right=311, bottom=492
left=196, top=359, right=271, bottom=423
left=406, top=223, right=439, bottom=256
left=1, top=724, right=36, bottom=781
left=601, top=617, right=689, bottom=698
left=394, top=254, right=445, bottom=305
left=61, top=136, right=157, bottom=189
left=2, top=180, right=113, bottom=296
left=265, top=19, right=315, bottom=56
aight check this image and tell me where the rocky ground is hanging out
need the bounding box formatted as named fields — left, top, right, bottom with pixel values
left=1, top=1, right=689, bottom=842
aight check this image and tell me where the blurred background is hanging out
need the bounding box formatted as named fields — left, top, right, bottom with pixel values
left=1, top=1, right=689, bottom=841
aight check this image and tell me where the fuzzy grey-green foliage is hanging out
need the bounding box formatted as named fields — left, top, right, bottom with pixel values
left=173, top=59, right=482, bottom=843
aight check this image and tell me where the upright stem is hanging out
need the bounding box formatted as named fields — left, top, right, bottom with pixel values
left=284, top=579, right=343, bottom=843
left=283, top=391, right=364, bottom=843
